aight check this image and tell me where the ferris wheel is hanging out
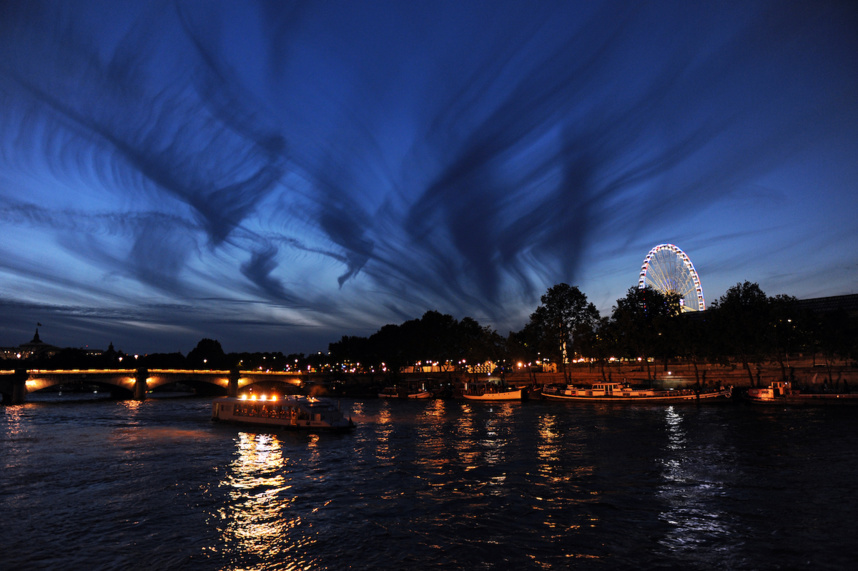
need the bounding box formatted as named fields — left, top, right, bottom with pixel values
left=638, top=244, right=705, bottom=312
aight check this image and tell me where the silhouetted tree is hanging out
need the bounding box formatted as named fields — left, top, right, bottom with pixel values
left=525, top=284, right=600, bottom=378
left=187, top=338, right=226, bottom=368
left=572, top=316, right=614, bottom=381
left=768, top=294, right=804, bottom=382
left=813, top=308, right=858, bottom=387
left=141, top=352, right=187, bottom=369
left=610, top=286, right=679, bottom=381
left=48, top=348, right=90, bottom=369
left=672, top=313, right=711, bottom=386
left=506, top=325, right=541, bottom=382
left=710, top=281, right=770, bottom=386
left=328, top=336, right=372, bottom=371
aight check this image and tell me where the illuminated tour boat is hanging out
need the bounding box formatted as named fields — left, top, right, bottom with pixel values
left=747, top=381, right=858, bottom=405
left=542, top=382, right=732, bottom=402
left=211, top=394, right=354, bottom=431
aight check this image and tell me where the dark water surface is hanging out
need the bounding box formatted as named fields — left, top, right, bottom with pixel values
left=2, top=395, right=856, bottom=570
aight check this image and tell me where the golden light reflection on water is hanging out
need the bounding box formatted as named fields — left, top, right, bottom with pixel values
left=534, top=412, right=598, bottom=536
left=2, top=406, right=27, bottom=469
left=424, top=397, right=446, bottom=417
left=118, top=399, right=143, bottom=413
left=536, top=413, right=563, bottom=482
left=454, top=403, right=479, bottom=470
left=414, top=399, right=448, bottom=466
left=374, top=402, right=394, bottom=463
left=216, top=432, right=318, bottom=569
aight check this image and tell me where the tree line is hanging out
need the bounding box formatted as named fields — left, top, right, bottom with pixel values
left=6, top=281, right=855, bottom=385
left=328, top=281, right=857, bottom=386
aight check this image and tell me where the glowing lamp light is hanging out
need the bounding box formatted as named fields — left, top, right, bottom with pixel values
left=240, top=394, right=248, bottom=400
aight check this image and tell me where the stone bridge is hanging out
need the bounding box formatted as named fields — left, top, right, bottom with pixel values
left=0, top=368, right=305, bottom=405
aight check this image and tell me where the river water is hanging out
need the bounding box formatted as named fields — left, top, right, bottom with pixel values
left=1, top=394, right=856, bottom=570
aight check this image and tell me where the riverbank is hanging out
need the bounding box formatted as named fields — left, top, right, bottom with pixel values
left=312, top=358, right=857, bottom=395
left=503, top=359, right=857, bottom=390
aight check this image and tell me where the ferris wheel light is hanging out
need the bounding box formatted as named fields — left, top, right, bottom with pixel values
left=639, top=244, right=705, bottom=311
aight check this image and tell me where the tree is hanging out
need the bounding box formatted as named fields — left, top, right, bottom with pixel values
left=672, top=313, right=711, bottom=387
left=417, top=311, right=459, bottom=370
left=457, top=317, right=504, bottom=372
left=141, top=352, right=187, bottom=369
left=768, top=294, right=801, bottom=382
left=710, top=281, right=770, bottom=386
left=610, top=286, right=680, bottom=381
left=526, top=284, right=600, bottom=378
left=813, top=308, right=858, bottom=387
left=572, top=316, right=614, bottom=381
left=369, top=323, right=406, bottom=376
left=506, top=324, right=542, bottom=383
left=328, top=335, right=372, bottom=372
left=187, top=338, right=226, bottom=368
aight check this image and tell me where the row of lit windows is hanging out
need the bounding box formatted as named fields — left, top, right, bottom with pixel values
left=232, top=403, right=309, bottom=420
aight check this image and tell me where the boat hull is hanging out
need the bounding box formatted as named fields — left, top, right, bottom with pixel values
left=543, top=390, right=732, bottom=403
left=746, top=381, right=858, bottom=405
left=462, top=389, right=525, bottom=401
left=747, top=393, right=858, bottom=405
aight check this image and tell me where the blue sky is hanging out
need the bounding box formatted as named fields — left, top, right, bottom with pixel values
left=1, top=1, right=856, bottom=354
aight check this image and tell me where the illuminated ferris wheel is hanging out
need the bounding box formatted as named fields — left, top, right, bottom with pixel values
left=638, top=244, right=705, bottom=312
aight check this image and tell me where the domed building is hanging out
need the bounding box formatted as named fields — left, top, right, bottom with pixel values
left=1, top=328, right=60, bottom=361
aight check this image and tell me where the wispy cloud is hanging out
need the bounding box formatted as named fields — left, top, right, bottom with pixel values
left=1, top=0, right=855, bottom=352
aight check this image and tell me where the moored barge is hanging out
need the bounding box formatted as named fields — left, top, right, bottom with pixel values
left=542, top=382, right=732, bottom=403
left=461, top=380, right=527, bottom=401
left=747, top=381, right=858, bottom=405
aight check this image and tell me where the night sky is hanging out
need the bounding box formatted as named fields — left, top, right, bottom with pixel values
left=1, top=1, right=856, bottom=355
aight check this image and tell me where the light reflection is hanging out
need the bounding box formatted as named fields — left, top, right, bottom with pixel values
left=454, top=403, right=479, bottom=470
left=536, top=413, right=565, bottom=483
left=657, top=407, right=734, bottom=558
left=2, top=405, right=28, bottom=469
left=414, top=399, right=448, bottom=469
left=118, top=399, right=142, bottom=425
left=533, top=411, right=597, bottom=536
left=424, top=398, right=446, bottom=417
left=306, top=433, right=321, bottom=465
left=216, top=432, right=319, bottom=569
left=477, top=403, right=516, bottom=496
left=374, top=402, right=394, bottom=463
left=664, top=406, right=685, bottom=452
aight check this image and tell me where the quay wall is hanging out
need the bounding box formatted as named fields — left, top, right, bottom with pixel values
left=501, top=362, right=858, bottom=389
left=323, top=359, right=857, bottom=391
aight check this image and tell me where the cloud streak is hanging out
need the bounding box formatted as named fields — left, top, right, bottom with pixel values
left=1, top=0, right=856, bottom=352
